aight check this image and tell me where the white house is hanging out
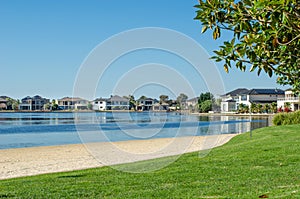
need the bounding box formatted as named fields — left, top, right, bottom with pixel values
left=152, top=102, right=169, bottom=111
left=136, top=98, right=156, bottom=111
left=57, top=97, right=89, bottom=110
left=277, top=89, right=300, bottom=111
left=93, top=98, right=107, bottom=111
left=221, top=88, right=284, bottom=113
left=106, top=95, right=129, bottom=110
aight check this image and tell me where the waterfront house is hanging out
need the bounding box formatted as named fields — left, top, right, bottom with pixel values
left=0, top=98, right=7, bottom=110
left=136, top=98, right=157, bottom=111
left=93, top=98, right=108, bottom=111
left=277, top=89, right=300, bottom=111
left=106, top=95, right=129, bottom=110
left=152, top=102, right=169, bottom=111
left=19, top=95, right=50, bottom=111
left=57, top=97, right=89, bottom=110
left=221, top=88, right=284, bottom=113
left=182, top=97, right=199, bottom=111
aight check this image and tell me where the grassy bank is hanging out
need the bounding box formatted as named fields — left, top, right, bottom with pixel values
left=0, top=125, right=299, bottom=198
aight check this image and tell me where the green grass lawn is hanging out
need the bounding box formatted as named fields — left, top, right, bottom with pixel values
left=0, top=125, right=299, bottom=198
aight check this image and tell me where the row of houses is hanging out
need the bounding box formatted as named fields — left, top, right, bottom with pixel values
left=221, top=88, right=299, bottom=112
left=0, top=95, right=192, bottom=111
left=1, top=88, right=299, bottom=112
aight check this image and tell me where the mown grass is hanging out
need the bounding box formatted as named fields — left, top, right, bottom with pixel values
left=0, top=125, right=299, bottom=198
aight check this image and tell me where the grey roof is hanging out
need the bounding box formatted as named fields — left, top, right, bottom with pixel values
left=137, top=98, right=154, bottom=102
left=246, top=89, right=284, bottom=95
left=109, top=95, right=129, bottom=102
left=22, top=96, right=32, bottom=101
left=58, top=97, right=87, bottom=102
left=0, top=98, right=7, bottom=102
left=0, top=96, right=10, bottom=100
left=224, top=88, right=249, bottom=96
left=186, top=97, right=199, bottom=102
left=94, top=97, right=108, bottom=102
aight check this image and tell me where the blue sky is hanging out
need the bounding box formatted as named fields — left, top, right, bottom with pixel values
left=0, top=1, right=287, bottom=100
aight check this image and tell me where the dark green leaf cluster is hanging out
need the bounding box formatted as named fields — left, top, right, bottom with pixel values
left=195, top=0, right=300, bottom=92
left=198, top=92, right=215, bottom=112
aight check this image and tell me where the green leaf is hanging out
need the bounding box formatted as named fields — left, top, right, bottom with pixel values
left=268, top=69, right=273, bottom=77
left=224, top=64, right=229, bottom=73
left=201, top=26, right=208, bottom=33
left=250, top=64, right=257, bottom=72
left=257, top=68, right=262, bottom=76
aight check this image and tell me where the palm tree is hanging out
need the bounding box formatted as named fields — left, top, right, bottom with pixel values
left=238, top=103, right=249, bottom=113
left=264, top=104, right=270, bottom=113
left=250, top=103, right=257, bottom=113
left=159, top=95, right=169, bottom=104
left=257, top=104, right=263, bottom=113
left=271, top=102, right=277, bottom=113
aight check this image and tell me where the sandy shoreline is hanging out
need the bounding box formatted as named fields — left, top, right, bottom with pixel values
left=0, top=134, right=237, bottom=180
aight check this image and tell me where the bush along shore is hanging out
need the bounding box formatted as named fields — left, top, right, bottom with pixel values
left=273, top=110, right=300, bottom=126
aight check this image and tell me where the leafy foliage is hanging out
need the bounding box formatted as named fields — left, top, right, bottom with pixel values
left=176, top=93, right=188, bottom=104
left=159, top=95, right=169, bottom=104
left=195, top=0, right=300, bottom=92
left=199, top=100, right=212, bottom=112
left=198, top=92, right=215, bottom=112
left=273, top=110, right=300, bottom=125
left=198, top=92, right=214, bottom=104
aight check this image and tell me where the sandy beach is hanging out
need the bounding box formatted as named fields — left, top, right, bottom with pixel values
left=0, top=134, right=237, bottom=180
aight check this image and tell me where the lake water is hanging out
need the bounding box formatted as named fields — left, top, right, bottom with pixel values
left=0, top=112, right=270, bottom=149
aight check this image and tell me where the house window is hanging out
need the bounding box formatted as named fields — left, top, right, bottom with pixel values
left=241, top=95, right=247, bottom=101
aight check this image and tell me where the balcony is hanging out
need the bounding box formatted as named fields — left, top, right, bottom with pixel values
left=277, top=97, right=299, bottom=102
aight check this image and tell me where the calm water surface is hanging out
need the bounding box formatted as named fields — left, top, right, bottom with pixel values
left=0, top=112, right=270, bottom=149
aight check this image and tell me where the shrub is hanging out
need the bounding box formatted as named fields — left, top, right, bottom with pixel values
left=273, top=111, right=300, bottom=126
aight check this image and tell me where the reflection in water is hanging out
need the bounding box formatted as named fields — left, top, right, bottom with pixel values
left=0, top=112, right=270, bottom=149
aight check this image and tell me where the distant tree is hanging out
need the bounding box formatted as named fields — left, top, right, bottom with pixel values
left=12, top=101, right=19, bottom=111
left=87, top=103, right=93, bottom=110
left=51, top=99, right=59, bottom=111
left=198, top=92, right=214, bottom=104
left=6, top=98, right=14, bottom=110
left=176, top=93, right=188, bottom=109
left=195, top=0, right=300, bottom=92
left=159, top=95, right=169, bottom=104
left=6, top=98, right=19, bottom=110
left=44, top=103, right=51, bottom=110
left=176, top=93, right=188, bottom=103
left=198, top=92, right=214, bottom=112
left=138, top=96, right=147, bottom=101
left=199, top=100, right=212, bottom=113
left=124, top=95, right=136, bottom=110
